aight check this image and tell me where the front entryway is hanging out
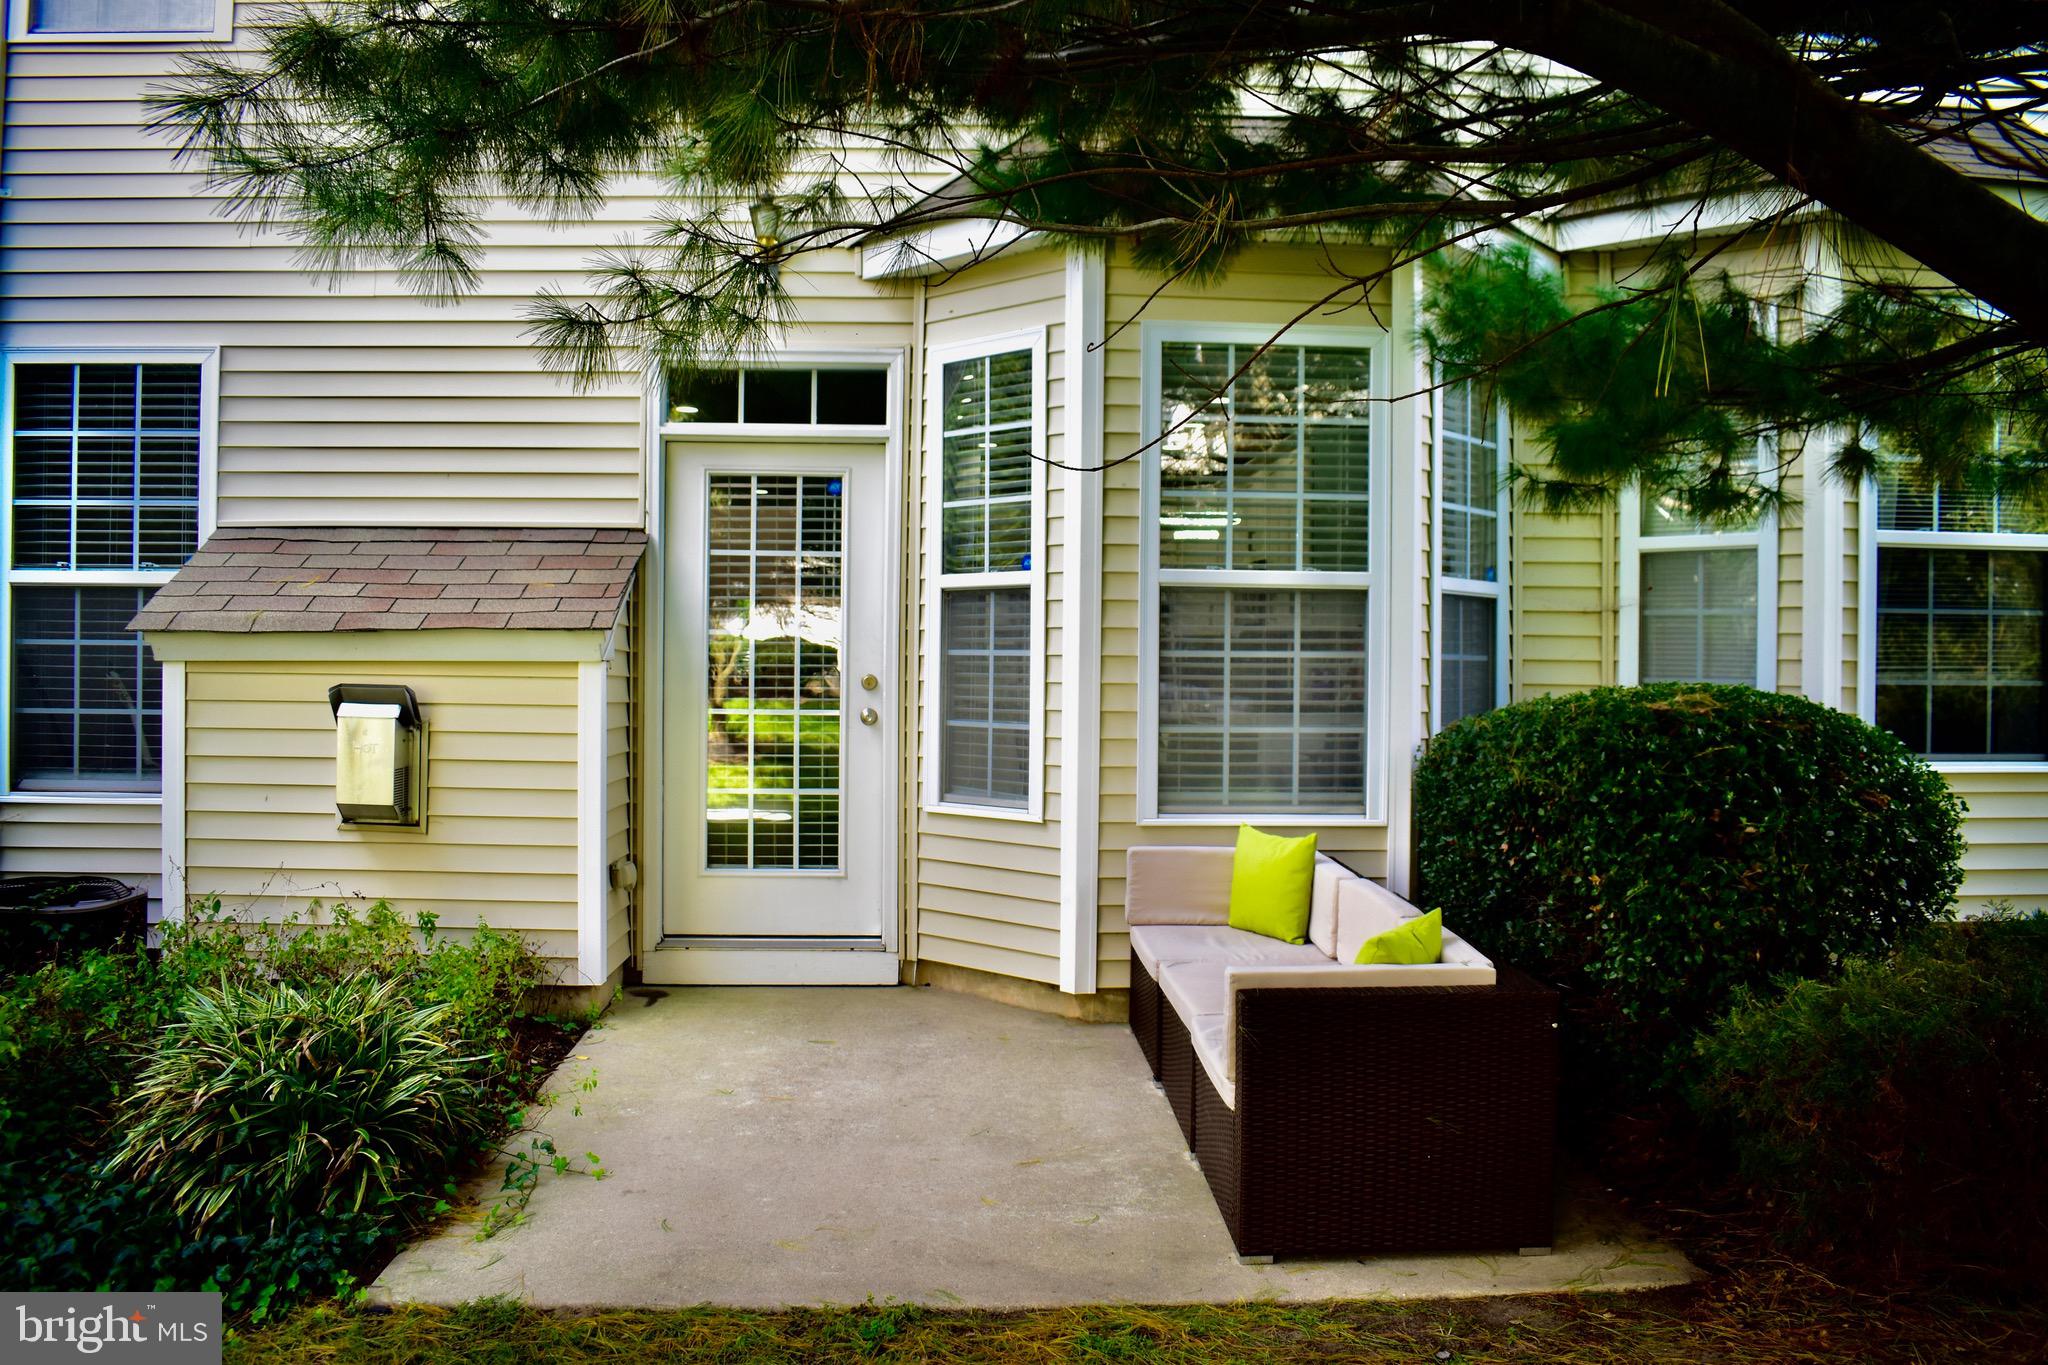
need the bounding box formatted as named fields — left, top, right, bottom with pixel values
left=648, top=443, right=896, bottom=984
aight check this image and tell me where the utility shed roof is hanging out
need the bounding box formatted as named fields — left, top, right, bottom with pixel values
left=129, top=527, right=646, bottom=633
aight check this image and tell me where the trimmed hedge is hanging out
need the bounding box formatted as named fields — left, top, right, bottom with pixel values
left=1694, top=914, right=2048, bottom=1289
left=1414, top=683, right=1965, bottom=1100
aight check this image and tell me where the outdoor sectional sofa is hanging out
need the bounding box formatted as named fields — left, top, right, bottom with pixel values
left=1125, top=846, right=1559, bottom=1261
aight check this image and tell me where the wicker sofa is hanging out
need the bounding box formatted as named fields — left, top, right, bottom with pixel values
left=1125, top=845, right=1559, bottom=1261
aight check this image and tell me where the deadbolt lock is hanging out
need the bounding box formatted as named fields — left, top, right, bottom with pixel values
left=860, top=673, right=879, bottom=691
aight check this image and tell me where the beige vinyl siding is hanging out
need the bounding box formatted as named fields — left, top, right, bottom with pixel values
left=0, top=799, right=163, bottom=911
left=1, top=25, right=648, bottom=527
left=179, top=655, right=583, bottom=970
left=911, top=249, right=1068, bottom=985
left=1941, top=768, right=2048, bottom=915
left=1095, top=244, right=1398, bottom=990
left=605, top=577, right=641, bottom=976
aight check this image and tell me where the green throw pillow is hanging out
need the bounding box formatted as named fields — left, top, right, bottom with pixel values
left=1354, top=908, right=1444, bottom=965
left=1227, top=825, right=1318, bottom=944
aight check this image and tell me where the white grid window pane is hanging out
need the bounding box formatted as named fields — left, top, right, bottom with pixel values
left=940, top=587, right=1031, bottom=806
left=1640, top=549, right=1758, bottom=684
left=1158, top=587, right=1366, bottom=812
left=703, top=473, right=844, bottom=871
left=940, top=350, right=1034, bottom=574
left=1439, top=378, right=1500, bottom=582
left=30, top=0, right=213, bottom=31
left=1439, top=593, right=1498, bottom=726
left=10, top=586, right=161, bottom=790
left=1159, top=341, right=1371, bottom=573
left=11, top=363, right=201, bottom=571
left=1874, top=548, right=2045, bottom=758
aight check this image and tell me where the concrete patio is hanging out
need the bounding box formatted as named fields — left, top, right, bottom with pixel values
left=372, top=985, right=1696, bottom=1309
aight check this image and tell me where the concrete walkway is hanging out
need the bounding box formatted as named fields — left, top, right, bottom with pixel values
left=373, top=985, right=1695, bottom=1309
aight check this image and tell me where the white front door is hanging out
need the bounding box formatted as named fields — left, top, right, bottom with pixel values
left=652, top=444, right=895, bottom=982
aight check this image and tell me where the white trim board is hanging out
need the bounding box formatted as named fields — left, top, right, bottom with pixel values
left=575, top=657, right=609, bottom=987
left=1058, top=248, right=1105, bottom=994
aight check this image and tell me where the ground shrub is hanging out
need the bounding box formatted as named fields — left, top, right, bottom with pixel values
left=104, top=974, right=487, bottom=1232
left=0, top=900, right=557, bottom=1318
left=1413, top=683, right=1964, bottom=1102
left=1693, top=913, right=2048, bottom=1290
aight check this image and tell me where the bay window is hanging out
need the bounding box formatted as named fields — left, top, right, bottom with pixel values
left=926, top=338, right=1043, bottom=814
left=1146, top=331, right=1380, bottom=818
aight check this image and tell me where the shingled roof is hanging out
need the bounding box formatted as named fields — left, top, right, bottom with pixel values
left=129, top=527, right=646, bottom=633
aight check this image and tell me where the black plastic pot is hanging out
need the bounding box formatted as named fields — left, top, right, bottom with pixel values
left=0, top=876, right=148, bottom=972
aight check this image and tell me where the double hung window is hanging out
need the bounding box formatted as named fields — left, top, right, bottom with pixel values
left=929, top=341, right=1041, bottom=812
left=1872, top=467, right=2046, bottom=759
left=1434, top=376, right=1506, bottom=727
left=6, top=358, right=206, bottom=792
left=1149, top=334, right=1377, bottom=817
left=1625, top=454, right=1773, bottom=689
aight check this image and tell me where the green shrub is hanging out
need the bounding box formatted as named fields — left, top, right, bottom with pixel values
left=0, top=898, right=555, bottom=1316
left=1693, top=914, right=2048, bottom=1288
left=1414, top=683, right=1965, bottom=1100
left=102, top=973, right=487, bottom=1234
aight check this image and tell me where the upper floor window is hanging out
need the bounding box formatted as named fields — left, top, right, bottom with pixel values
left=6, top=357, right=207, bottom=793
left=927, top=340, right=1042, bottom=814
left=1149, top=335, right=1377, bottom=817
left=1872, top=464, right=2046, bottom=760
left=1435, top=375, right=1506, bottom=728
left=14, top=0, right=231, bottom=39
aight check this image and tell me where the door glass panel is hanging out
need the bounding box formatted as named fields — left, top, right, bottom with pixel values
left=704, top=472, right=843, bottom=870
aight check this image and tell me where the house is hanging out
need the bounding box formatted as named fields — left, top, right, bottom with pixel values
left=2, top=5, right=2043, bottom=1013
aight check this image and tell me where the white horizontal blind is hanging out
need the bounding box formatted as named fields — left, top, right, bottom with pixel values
left=1153, top=340, right=1373, bottom=814
left=939, top=588, right=1031, bottom=805
left=1639, top=549, right=1758, bottom=683
left=30, top=0, right=214, bottom=31
left=1437, top=593, right=1496, bottom=727
left=1877, top=466, right=2048, bottom=535
left=936, top=346, right=1036, bottom=808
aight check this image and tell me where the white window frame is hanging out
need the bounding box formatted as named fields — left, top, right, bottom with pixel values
left=0, top=347, right=218, bottom=804
left=1858, top=475, right=2048, bottom=773
left=1430, top=374, right=1510, bottom=731
left=8, top=0, right=233, bottom=42
left=1137, top=321, right=1391, bottom=827
left=920, top=329, right=1047, bottom=821
left=1618, top=443, right=1779, bottom=691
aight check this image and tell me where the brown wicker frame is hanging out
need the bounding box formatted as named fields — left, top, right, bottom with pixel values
left=1139, top=966, right=1558, bottom=1259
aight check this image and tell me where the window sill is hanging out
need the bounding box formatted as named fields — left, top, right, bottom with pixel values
left=1, top=791, right=162, bottom=805
left=1138, top=812, right=1385, bottom=829
left=922, top=802, right=1044, bottom=824
left=1930, top=761, right=2048, bottom=776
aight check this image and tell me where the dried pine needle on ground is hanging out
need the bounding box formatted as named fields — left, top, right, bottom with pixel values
left=227, top=1263, right=2048, bottom=1365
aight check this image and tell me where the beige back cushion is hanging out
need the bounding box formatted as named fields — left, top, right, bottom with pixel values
left=1124, top=846, right=1234, bottom=925
left=1307, top=855, right=1349, bottom=959
left=1333, top=876, right=1420, bottom=965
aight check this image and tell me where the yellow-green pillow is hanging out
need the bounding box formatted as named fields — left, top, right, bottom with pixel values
left=1354, top=908, right=1444, bottom=965
left=1227, top=825, right=1317, bottom=944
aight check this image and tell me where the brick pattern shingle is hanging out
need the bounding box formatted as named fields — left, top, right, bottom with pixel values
left=128, top=527, right=645, bottom=634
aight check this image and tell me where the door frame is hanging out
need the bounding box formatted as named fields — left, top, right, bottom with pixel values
left=638, top=348, right=908, bottom=986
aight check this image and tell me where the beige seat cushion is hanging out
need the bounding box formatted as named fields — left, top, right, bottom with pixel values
left=1158, top=958, right=1233, bottom=1023
left=1188, top=1013, right=1235, bottom=1110
left=1130, top=924, right=1332, bottom=977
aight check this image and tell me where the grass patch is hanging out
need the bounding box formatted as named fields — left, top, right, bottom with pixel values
left=226, top=1264, right=2048, bottom=1364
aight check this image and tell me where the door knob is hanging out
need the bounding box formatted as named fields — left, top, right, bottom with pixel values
left=859, top=707, right=879, bottom=726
